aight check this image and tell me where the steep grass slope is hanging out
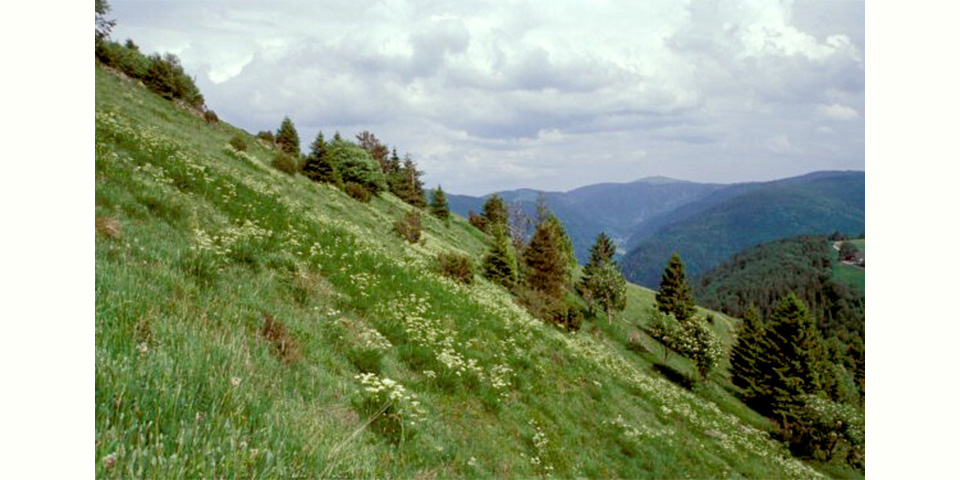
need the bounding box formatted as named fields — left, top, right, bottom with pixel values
left=95, top=65, right=829, bottom=478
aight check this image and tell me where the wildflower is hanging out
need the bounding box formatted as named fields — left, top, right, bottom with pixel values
left=231, top=377, right=242, bottom=387
left=103, top=453, right=117, bottom=470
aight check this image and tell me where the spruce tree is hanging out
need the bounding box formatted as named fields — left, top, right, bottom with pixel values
left=275, top=117, right=301, bottom=157
left=482, top=224, right=518, bottom=289
left=522, top=216, right=569, bottom=300
left=430, top=185, right=450, bottom=222
left=482, top=194, right=509, bottom=229
left=579, top=232, right=626, bottom=321
left=737, top=294, right=825, bottom=417
left=391, top=156, right=426, bottom=207
left=587, top=232, right=616, bottom=268
left=730, top=305, right=770, bottom=404
left=302, top=131, right=343, bottom=187
left=655, top=253, right=697, bottom=323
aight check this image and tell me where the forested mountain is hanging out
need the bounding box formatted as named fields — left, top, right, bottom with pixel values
left=621, top=171, right=865, bottom=287
left=445, top=178, right=724, bottom=263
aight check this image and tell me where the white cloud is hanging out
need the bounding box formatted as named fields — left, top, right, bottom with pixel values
left=818, top=103, right=861, bottom=121
left=109, top=0, right=864, bottom=195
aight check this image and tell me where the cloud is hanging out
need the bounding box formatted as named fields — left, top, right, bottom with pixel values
left=817, top=103, right=861, bottom=121
left=109, top=0, right=864, bottom=195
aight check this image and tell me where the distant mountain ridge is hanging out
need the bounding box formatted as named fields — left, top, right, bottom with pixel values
left=445, top=177, right=725, bottom=262
left=621, top=171, right=865, bottom=287
left=446, top=171, right=864, bottom=274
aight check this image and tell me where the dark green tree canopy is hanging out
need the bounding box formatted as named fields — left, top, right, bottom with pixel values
left=275, top=117, right=300, bottom=156
left=655, top=253, right=697, bottom=323
left=430, top=185, right=450, bottom=222
left=482, top=224, right=518, bottom=289
left=587, top=232, right=617, bottom=268
left=522, top=216, right=570, bottom=300
left=302, top=131, right=342, bottom=187
left=482, top=194, right=509, bottom=229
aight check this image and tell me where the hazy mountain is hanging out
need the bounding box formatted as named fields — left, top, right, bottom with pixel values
left=621, top=171, right=865, bottom=287
left=445, top=177, right=725, bottom=263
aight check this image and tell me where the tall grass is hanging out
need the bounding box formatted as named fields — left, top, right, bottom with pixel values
left=95, top=64, right=854, bottom=478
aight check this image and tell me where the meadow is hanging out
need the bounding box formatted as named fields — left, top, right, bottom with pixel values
left=95, top=64, right=852, bottom=478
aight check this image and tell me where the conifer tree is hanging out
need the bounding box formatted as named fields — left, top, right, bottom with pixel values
left=275, top=117, right=300, bottom=156
left=392, top=156, right=426, bottom=207
left=430, top=185, right=450, bottom=223
left=522, top=215, right=569, bottom=300
left=578, top=232, right=626, bottom=321
left=482, top=194, right=509, bottom=229
left=302, top=131, right=342, bottom=187
left=736, top=294, right=825, bottom=417
left=655, top=253, right=697, bottom=323
left=729, top=305, right=770, bottom=403
left=482, top=224, right=518, bottom=289
left=587, top=232, right=616, bottom=268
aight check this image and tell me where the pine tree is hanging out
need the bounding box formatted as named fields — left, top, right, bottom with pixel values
left=522, top=216, right=569, bottom=300
left=482, top=224, right=518, bottom=289
left=430, top=185, right=450, bottom=222
left=275, top=117, right=300, bottom=157
left=302, top=131, right=343, bottom=187
left=389, top=155, right=426, bottom=208
left=587, top=232, right=616, bottom=268
left=655, top=253, right=697, bottom=323
left=736, top=294, right=825, bottom=417
left=729, top=305, right=770, bottom=404
left=578, top=232, right=626, bottom=321
left=482, top=194, right=509, bottom=229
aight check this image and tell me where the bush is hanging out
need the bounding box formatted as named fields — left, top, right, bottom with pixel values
left=344, top=182, right=372, bottom=203
left=646, top=309, right=722, bottom=380
left=394, top=210, right=423, bottom=244
left=203, top=110, right=219, bottom=125
left=229, top=134, right=247, bottom=152
left=437, top=252, right=474, bottom=284
left=468, top=211, right=486, bottom=232
left=782, top=395, right=864, bottom=469
left=256, top=130, right=275, bottom=143
left=271, top=152, right=298, bottom=175
left=329, top=140, right=387, bottom=196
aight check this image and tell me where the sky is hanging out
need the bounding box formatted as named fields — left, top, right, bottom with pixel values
left=108, top=0, right=864, bottom=195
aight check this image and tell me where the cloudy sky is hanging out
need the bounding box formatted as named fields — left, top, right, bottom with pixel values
left=108, top=0, right=864, bottom=195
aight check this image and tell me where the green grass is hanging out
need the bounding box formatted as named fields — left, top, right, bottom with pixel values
left=95, top=64, right=849, bottom=478
left=832, top=264, right=865, bottom=291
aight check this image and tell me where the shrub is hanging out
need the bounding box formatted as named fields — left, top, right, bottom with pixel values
left=783, top=395, right=864, bottom=469
left=229, top=134, right=247, bottom=152
left=329, top=140, right=387, bottom=196
left=203, top=110, right=219, bottom=125
left=271, top=152, right=298, bottom=175
left=260, top=313, right=300, bottom=363
left=394, top=210, right=423, bottom=244
left=344, top=182, right=372, bottom=203
left=256, top=130, right=275, bottom=143
left=437, top=252, right=474, bottom=284
left=646, top=309, right=721, bottom=379
left=468, top=211, right=486, bottom=232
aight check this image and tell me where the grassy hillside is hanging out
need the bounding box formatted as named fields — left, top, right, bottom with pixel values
left=832, top=239, right=865, bottom=291
left=623, top=172, right=865, bottom=287
left=96, top=64, right=837, bottom=478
